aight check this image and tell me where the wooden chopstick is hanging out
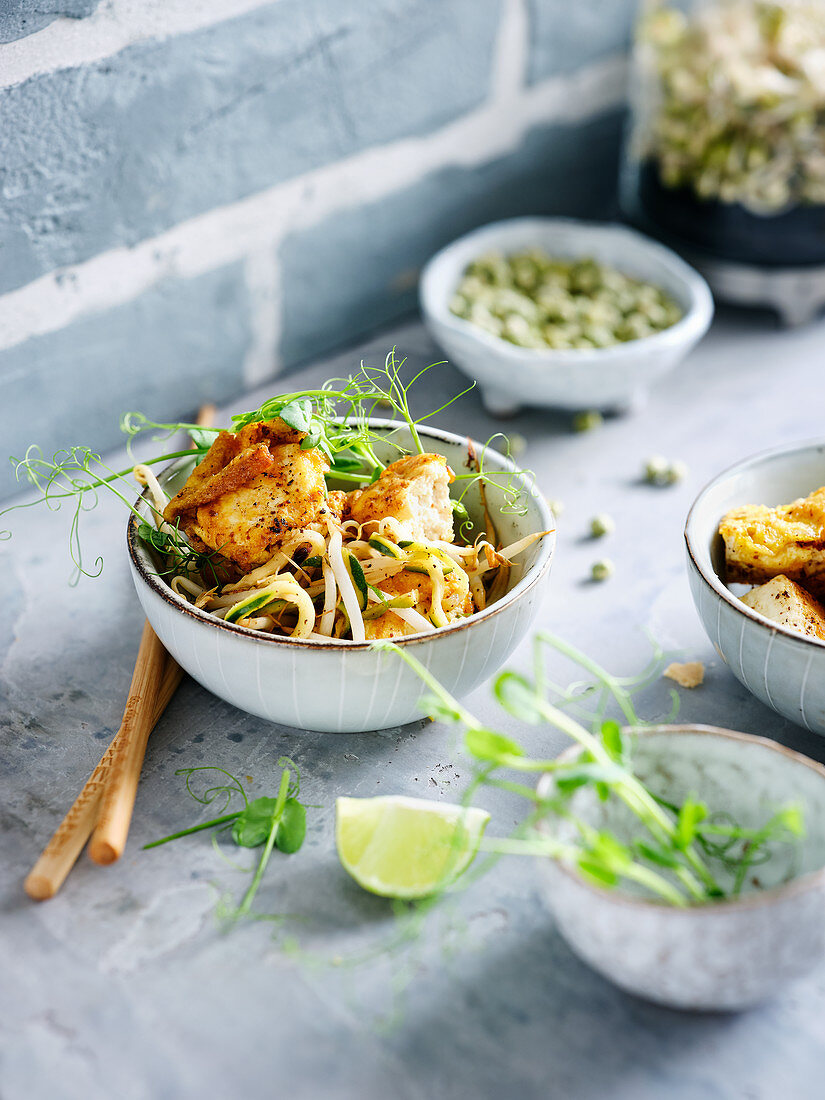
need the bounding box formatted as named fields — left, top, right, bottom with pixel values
left=87, top=622, right=168, bottom=865
left=25, top=404, right=215, bottom=899
left=24, top=656, right=182, bottom=899
left=88, top=401, right=217, bottom=866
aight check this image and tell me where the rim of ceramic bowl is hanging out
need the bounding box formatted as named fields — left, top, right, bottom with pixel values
left=536, top=724, right=825, bottom=913
left=419, top=216, right=715, bottom=366
left=127, top=418, right=555, bottom=652
left=684, top=437, right=825, bottom=653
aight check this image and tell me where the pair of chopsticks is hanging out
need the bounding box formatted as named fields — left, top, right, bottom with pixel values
left=25, top=627, right=180, bottom=898
left=24, top=405, right=216, bottom=900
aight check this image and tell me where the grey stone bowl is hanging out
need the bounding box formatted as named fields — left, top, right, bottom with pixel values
left=685, top=440, right=825, bottom=734
left=536, top=725, right=825, bottom=1011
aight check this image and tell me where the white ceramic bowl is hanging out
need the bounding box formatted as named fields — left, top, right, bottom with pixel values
left=127, top=421, right=554, bottom=733
left=419, top=217, right=714, bottom=415
left=685, top=441, right=825, bottom=734
left=537, top=725, right=825, bottom=1010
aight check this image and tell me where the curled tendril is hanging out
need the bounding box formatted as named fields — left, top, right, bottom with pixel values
left=174, top=766, right=249, bottom=814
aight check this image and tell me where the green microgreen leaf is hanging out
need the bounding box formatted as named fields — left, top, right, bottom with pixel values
left=600, top=720, right=624, bottom=760
left=232, top=797, right=280, bottom=847
left=278, top=397, right=313, bottom=434
left=492, top=671, right=545, bottom=724
left=188, top=426, right=220, bottom=450
left=676, top=797, right=708, bottom=850
left=276, top=798, right=307, bottom=854
left=577, top=857, right=618, bottom=888
left=464, top=727, right=524, bottom=764
left=634, top=840, right=684, bottom=870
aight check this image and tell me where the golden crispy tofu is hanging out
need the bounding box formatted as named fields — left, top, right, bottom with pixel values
left=740, top=575, right=825, bottom=641
left=362, top=564, right=473, bottom=640
left=164, top=419, right=340, bottom=574
left=347, top=454, right=454, bottom=543
left=719, top=486, right=825, bottom=597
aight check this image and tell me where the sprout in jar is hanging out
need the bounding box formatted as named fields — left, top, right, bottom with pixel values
left=636, top=0, right=825, bottom=213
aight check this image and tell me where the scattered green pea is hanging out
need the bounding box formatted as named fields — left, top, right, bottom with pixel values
left=573, top=410, right=604, bottom=433
left=665, top=459, right=688, bottom=485
left=591, top=559, right=615, bottom=582
left=590, top=514, right=615, bottom=538
left=644, top=455, right=687, bottom=486
left=546, top=498, right=565, bottom=516
left=451, top=250, right=682, bottom=350
left=644, top=455, right=670, bottom=485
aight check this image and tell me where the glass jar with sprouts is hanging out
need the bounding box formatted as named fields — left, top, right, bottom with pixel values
left=621, top=0, right=825, bottom=317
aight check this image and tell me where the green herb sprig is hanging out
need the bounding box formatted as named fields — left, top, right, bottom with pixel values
left=2, top=349, right=529, bottom=580
left=144, top=758, right=307, bottom=921
left=374, top=632, right=805, bottom=906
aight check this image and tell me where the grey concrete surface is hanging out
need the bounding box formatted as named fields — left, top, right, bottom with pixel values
left=3, top=314, right=825, bottom=1098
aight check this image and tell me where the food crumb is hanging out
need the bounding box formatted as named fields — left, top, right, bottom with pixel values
left=664, top=661, right=705, bottom=688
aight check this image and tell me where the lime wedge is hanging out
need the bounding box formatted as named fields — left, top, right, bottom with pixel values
left=335, top=795, right=490, bottom=899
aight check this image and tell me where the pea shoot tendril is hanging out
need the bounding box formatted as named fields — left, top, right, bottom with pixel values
left=1, top=349, right=529, bottom=582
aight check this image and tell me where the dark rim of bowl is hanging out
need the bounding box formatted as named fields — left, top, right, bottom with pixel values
left=127, top=419, right=555, bottom=652
left=537, top=724, right=825, bottom=912
left=420, top=216, right=714, bottom=361
left=684, top=438, right=825, bottom=652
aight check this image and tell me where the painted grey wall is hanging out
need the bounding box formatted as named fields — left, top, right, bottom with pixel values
left=0, top=0, right=634, bottom=499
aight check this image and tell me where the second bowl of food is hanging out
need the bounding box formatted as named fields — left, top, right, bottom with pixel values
left=686, top=440, right=825, bottom=733
left=419, top=217, right=713, bottom=416
left=128, top=416, right=554, bottom=734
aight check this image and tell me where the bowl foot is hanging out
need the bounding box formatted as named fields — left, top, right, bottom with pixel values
left=481, top=384, right=521, bottom=418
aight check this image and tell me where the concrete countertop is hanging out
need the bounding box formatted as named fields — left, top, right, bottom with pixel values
left=3, top=312, right=825, bottom=1099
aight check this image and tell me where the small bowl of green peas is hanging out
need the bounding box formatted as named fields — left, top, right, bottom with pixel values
left=420, top=217, right=713, bottom=416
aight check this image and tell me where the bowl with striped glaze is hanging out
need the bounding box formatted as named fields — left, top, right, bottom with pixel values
left=685, top=440, right=825, bottom=734
left=127, top=420, right=554, bottom=733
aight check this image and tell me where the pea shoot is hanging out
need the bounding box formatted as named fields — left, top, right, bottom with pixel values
left=2, top=350, right=529, bottom=583
left=375, top=632, right=805, bottom=907
left=143, top=758, right=307, bottom=922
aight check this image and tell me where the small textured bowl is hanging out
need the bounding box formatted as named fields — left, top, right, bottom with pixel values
left=537, top=725, right=825, bottom=1010
left=685, top=441, right=825, bottom=734
left=419, top=217, right=714, bottom=416
left=127, top=420, right=554, bottom=733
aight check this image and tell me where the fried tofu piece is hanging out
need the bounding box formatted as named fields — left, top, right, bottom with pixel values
left=362, top=564, right=473, bottom=640
left=719, top=487, right=825, bottom=598
left=347, top=454, right=455, bottom=544
left=164, top=419, right=338, bottom=574
left=740, top=575, right=825, bottom=642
